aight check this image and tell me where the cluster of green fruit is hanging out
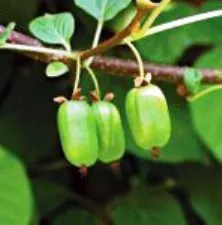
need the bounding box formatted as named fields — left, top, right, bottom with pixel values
left=57, top=83, right=171, bottom=169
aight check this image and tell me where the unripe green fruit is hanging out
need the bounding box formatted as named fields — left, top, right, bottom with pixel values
left=125, top=84, right=171, bottom=150
left=92, top=101, right=125, bottom=163
left=57, top=101, right=99, bottom=167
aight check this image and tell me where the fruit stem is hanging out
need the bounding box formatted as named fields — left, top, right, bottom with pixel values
left=125, top=40, right=145, bottom=82
left=85, top=66, right=101, bottom=100
left=73, top=56, right=81, bottom=96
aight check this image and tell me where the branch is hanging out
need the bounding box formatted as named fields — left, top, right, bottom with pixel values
left=92, top=56, right=222, bottom=84
left=80, top=9, right=146, bottom=59
left=0, top=25, right=42, bottom=46
left=0, top=25, right=222, bottom=84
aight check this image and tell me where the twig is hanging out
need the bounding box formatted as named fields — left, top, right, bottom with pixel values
left=91, top=56, right=222, bottom=84
left=0, top=25, right=222, bottom=84
left=1, top=43, right=74, bottom=58
left=78, top=8, right=222, bottom=58
left=80, top=9, right=146, bottom=59
left=0, top=25, right=42, bottom=46
left=135, top=9, right=222, bottom=42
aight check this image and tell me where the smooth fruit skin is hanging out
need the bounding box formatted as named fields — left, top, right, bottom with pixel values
left=125, top=84, right=171, bottom=150
left=57, top=101, right=99, bottom=167
left=92, top=101, right=125, bottom=163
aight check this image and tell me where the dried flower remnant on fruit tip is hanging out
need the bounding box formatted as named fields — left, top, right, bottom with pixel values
left=53, top=96, right=67, bottom=104
left=144, top=72, right=152, bottom=84
left=104, top=92, right=115, bottom=101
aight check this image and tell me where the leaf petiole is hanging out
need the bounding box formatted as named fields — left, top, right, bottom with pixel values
left=85, top=20, right=104, bottom=66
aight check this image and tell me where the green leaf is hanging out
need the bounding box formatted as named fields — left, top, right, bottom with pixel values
left=0, top=22, right=15, bottom=45
left=136, top=3, right=196, bottom=63
left=136, top=2, right=222, bottom=64
left=110, top=181, right=186, bottom=225
left=74, top=0, right=132, bottom=22
left=179, top=165, right=222, bottom=225
left=46, top=61, right=69, bottom=77
left=183, top=68, right=202, bottom=94
left=0, top=145, right=34, bottom=224
left=189, top=85, right=222, bottom=161
left=195, top=47, right=222, bottom=69
left=29, top=13, right=74, bottom=50
left=190, top=1, right=222, bottom=45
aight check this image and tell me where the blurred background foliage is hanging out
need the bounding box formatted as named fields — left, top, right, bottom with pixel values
left=0, top=0, right=222, bottom=224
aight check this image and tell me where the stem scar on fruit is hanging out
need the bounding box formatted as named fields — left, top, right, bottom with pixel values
left=90, top=90, right=100, bottom=102
left=71, top=88, right=82, bottom=100
left=109, top=162, right=121, bottom=175
left=151, top=147, right=160, bottom=158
